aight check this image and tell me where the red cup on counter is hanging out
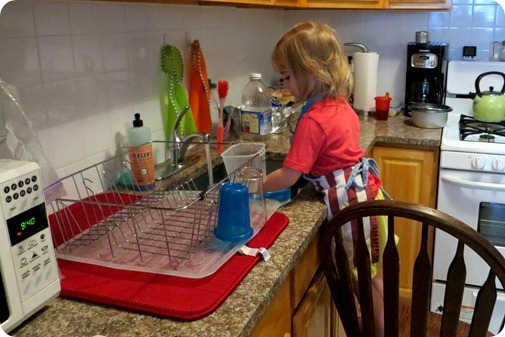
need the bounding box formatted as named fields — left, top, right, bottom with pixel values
left=374, top=92, right=392, bottom=121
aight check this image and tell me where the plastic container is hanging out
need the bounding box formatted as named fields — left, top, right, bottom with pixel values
left=127, top=113, right=155, bottom=190
left=221, top=143, right=266, bottom=182
left=214, top=182, right=253, bottom=243
left=264, top=188, right=291, bottom=206
left=374, top=92, right=392, bottom=121
left=239, top=73, right=273, bottom=140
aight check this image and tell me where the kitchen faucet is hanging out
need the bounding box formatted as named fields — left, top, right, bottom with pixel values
left=170, top=106, right=209, bottom=164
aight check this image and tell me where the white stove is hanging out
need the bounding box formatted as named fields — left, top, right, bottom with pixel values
left=432, top=60, right=505, bottom=335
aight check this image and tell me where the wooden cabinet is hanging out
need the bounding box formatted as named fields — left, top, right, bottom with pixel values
left=301, top=0, right=383, bottom=9
left=386, top=0, right=451, bottom=10
left=293, top=271, right=332, bottom=337
left=371, top=145, right=439, bottom=304
left=82, top=0, right=451, bottom=10
left=250, top=234, right=346, bottom=337
left=248, top=274, right=292, bottom=337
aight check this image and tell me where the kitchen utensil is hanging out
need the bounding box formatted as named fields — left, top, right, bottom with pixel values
left=490, top=42, right=501, bottom=62
left=471, top=71, right=505, bottom=122
left=189, top=40, right=212, bottom=134
left=221, top=143, right=266, bottom=182
left=214, top=182, right=253, bottom=243
left=415, top=31, right=428, bottom=43
left=236, top=167, right=267, bottom=229
left=374, top=92, right=392, bottom=121
left=409, top=103, right=452, bottom=128
left=216, top=80, right=229, bottom=153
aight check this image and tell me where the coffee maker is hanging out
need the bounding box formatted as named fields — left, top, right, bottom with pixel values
left=405, top=39, right=448, bottom=116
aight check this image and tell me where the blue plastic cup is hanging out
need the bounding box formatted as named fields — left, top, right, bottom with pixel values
left=214, top=183, right=253, bottom=243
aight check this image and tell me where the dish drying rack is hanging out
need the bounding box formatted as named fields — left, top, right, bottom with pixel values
left=48, top=141, right=268, bottom=279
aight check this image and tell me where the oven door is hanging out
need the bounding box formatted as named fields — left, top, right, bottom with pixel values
left=435, top=168, right=505, bottom=289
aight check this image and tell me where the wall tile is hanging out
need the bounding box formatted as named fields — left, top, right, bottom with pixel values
left=0, top=0, right=35, bottom=37
left=38, top=35, right=75, bottom=82
left=472, top=4, right=496, bottom=27
left=99, top=2, right=126, bottom=33
left=72, top=34, right=104, bottom=77
left=33, top=1, right=70, bottom=36
left=450, top=5, right=473, bottom=27
left=75, top=75, right=108, bottom=115
left=15, top=84, right=48, bottom=130
left=428, top=10, right=451, bottom=27
left=43, top=79, right=80, bottom=125
left=68, top=2, right=101, bottom=34
left=0, top=37, right=41, bottom=86
left=102, top=33, right=129, bottom=72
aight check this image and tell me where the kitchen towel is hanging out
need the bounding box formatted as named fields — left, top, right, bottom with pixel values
left=55, top=210, right=289, bottom=320
left=353, top=52, right=379, bottom=113
left=189, top=40, right=212, bottom=134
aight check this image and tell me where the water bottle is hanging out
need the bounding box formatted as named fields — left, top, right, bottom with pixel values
left=240, top=73, right=272, bottom=140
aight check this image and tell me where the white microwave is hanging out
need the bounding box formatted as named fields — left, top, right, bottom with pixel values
left=0, top=159, right=60, bottom=334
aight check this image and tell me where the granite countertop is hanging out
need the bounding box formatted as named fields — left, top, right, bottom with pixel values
left=11, top=114, right=441, bottom=337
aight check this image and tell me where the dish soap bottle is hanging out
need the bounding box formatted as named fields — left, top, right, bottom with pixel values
left=127, top=113, right=155, bottom=191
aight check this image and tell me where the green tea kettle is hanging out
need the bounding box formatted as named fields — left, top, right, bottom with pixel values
left=472, top=71, right=505, bottom=123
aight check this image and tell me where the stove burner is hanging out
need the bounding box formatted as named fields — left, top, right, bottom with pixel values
left=459, top=114, right=505, bottom=142
left=479, top=134, right=495, bottom=143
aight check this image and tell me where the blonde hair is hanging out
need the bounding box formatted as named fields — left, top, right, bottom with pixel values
left=272, top=22, right=352, bottom=100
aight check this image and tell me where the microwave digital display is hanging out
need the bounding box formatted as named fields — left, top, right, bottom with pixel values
left=7, top=203, right=49, bottom=247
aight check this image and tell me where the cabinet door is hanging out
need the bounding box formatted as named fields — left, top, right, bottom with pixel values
left=371, top=146, right=438, bottom=303
left=248, top=275, right=292, bottom=337
left=293, top=271, right=332, bottom=337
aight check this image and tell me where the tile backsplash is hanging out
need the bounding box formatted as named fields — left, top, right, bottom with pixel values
left=0, top=0, right=504, bottom=184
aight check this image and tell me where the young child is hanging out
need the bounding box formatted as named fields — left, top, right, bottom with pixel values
left=263, top=21, right=385, bottom=337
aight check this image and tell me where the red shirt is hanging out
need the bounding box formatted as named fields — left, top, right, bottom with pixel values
left=284, top=97, right=364, bottom=177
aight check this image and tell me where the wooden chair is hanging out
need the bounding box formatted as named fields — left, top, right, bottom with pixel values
left=318, top=199, right=505, bottom=337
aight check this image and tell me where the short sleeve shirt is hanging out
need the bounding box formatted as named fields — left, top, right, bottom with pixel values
left=283, top=97, right=364, bottom=178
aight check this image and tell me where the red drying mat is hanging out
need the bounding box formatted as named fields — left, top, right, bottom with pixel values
left=56, top=212, right=289, bottom=320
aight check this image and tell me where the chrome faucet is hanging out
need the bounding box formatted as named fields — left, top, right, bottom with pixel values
left=171, top=106, right=209, bottom=164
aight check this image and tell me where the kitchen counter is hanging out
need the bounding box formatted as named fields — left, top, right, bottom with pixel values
left=11, top=114, right=441, bottom=337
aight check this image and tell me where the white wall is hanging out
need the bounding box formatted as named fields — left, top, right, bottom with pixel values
left=0, top=0, right=504, bottom=183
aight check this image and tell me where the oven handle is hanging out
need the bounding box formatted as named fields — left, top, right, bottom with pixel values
left=441, top=176, right=505, bottom=192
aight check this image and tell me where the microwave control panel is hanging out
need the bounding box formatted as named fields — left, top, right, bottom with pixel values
left=0, top=159, right=60, bottom=333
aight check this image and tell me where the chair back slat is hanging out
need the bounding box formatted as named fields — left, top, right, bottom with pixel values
left=411, top=223, right=433, bottom=337
left=469, top=271, right=497, bottom=337
left=383, top=215, right=400, bottom=337
left=330, top=223, right=362, bottom=336
left=355, top=217, right=375, bottom=337
left=440, top=242, right=466, bottom=337
left=319, top=200, right=505, bottom=337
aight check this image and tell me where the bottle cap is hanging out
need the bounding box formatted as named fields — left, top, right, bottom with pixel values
left=250, top=73, right=262, bottom=80
left=133, top=113, right=143, bottom=127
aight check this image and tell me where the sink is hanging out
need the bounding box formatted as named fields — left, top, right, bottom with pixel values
left=154, top=160, right=196, bottom=181
left=191, top=159, right=284, bottom=191
left=191, top=158, right=307, bottom=199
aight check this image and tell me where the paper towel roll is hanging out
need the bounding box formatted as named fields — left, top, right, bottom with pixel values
left=353, top=52, right=379, bottom=113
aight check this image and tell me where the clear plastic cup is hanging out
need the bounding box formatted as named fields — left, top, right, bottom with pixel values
left=214, top=182, right=253, bottom=243
left=236, top=167, right=267, bottom=230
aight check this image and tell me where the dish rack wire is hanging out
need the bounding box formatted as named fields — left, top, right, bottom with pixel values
left=48, top=141, right=262, bottom=277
